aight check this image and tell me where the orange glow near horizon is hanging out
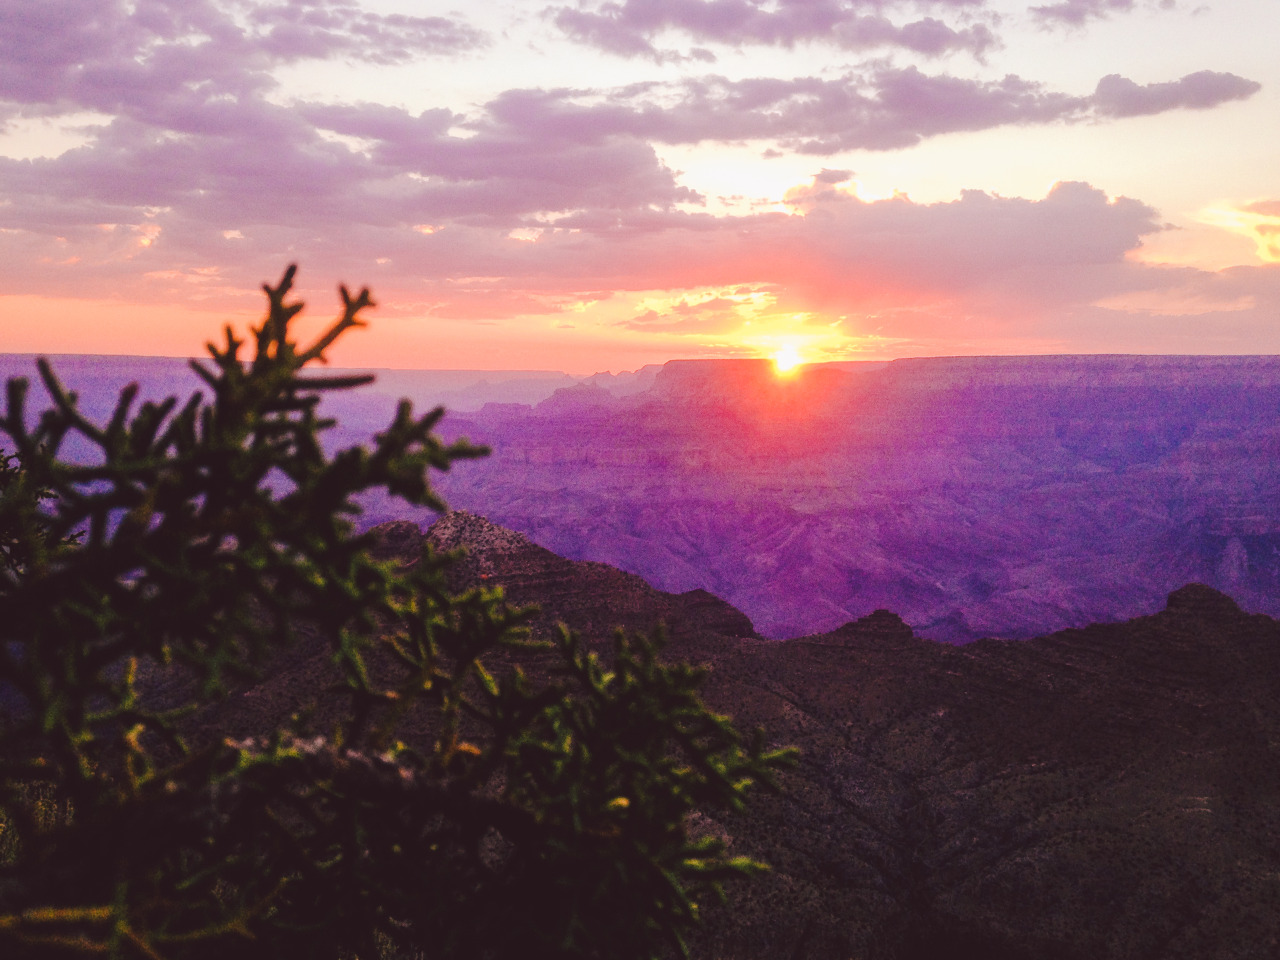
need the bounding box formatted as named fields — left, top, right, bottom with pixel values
left=0, top=292, right=701, bottom=374
left=0, top=294, right=258, bottom=358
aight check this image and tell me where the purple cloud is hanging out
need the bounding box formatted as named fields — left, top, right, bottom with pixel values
left=248, top=0, right=486, bottom=65
left=398, top=180, right=1166, bottom=321
left=1031, top=0, right=1134, bottom=27
left=468, top=70, right=1075, bottom=155
left=814, top=168, right=853, bottom=184
left=1092, top=71, right=1262, bottom=117
left=0, top=98, right=695, bottom=239
left=526, top=181, right=1280, bottom=356
left=469, top=64, right=1257, bottom=156
left=0, top=0, right=1270, bottom=353
left=1, top=51, right=1259, bottom=299
left=552, top=0, right=996, bottom=60
left=0, top=0, right=483, bottom=115
left=413, top=178, right=1196, bottom=345
left=0, top=0, right=689, bottom=280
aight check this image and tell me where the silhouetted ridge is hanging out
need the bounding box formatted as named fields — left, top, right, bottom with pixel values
left=829, top=608, right=914, bottom=642
left=183, top=513, right=1280, bottom=959
left=367, top=514, right=759, bottom=644
left=1163, top=582, right=1243, bottom=619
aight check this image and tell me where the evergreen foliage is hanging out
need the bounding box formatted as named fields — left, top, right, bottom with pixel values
left=0, top=266, right=791, bottom=959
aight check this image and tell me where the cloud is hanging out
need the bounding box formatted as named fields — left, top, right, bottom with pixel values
left=0, top=0, right=483, bottom=115
left=0, top=101, right=696, bottom=295
left=0, top=0, right=1273, bottom=356
left=1031, top=0, right=1133, bottom=27
left=772, top=179, right=1162, bottom=310
left=814, top=168, right=853, bottom=184
left=0, top=152, right=1162, bottom=318
left=0, top=0, right=1258, bottom=275
left=1092, top=71, right=1262, bottom=117
left=380, top=177, right=1280, bottom=355
left=1221, top=200, right=1280, bottom=262
left=301, top=101, right=700, bottom=220
left=248, top=1, right=486, bottom=64
left=0, top=28, right=1257, bottom=314
left=470, top=64, right=1258, bottom=156
left=618, top=296, right=749, bottom=333
left=473, top=71, right=1076, bottom=156
left=354, top=179, right=1168, bottom=325
left=1, top=0, right=234, bottom=111
left=551, top=0, right=997, bottom=59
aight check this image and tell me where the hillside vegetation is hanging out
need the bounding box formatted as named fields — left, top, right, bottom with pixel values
left=0, top=269, right=788, bottom=960
left=356, top=513, right=1280, bottom=960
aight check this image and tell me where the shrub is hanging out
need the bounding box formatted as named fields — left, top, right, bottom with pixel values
left=0, top=266, right=791, bottom=959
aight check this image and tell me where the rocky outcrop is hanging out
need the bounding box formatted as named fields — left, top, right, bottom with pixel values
left=688, top=579, right=1280, bottom=960
left=191, top=511, right=1280, bottom=960
left=827, top=608, right=915, bottom=643
left=424, top=509, right=540, bottom=562
left=371, top=512, right=760, bottom=646
left=1163, top=582, right=1244, bottom=619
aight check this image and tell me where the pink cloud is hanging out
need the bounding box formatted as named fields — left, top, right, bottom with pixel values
left=474, top=71, right=1070, bottom=155
left=28, top=48, right=1256, bottom=295
left=1092, top=71, right=1262, bottom=117
left=1, top=0, right=1273, bottom=358
left=619, top=296, right=747, bottom=333
left=551, top=0, right=995, bottom=60
left=378, top=186, right=1280, bottom=353
left=248, top=0, right=486, bottom=64
left=6, top=166, right=1280, bottom=357
left=469, top=65, right=1257, bottom=156
left=1031, top=0, right=1134, bottom=27
left=314, top=180, right=1166, bottom=325
left=0, top=0, right=482, bottom=116
left=1, top=0, right=1257, bottom=252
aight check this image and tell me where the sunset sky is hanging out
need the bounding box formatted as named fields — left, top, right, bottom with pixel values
left=2, top=0, right=1277, bottom=372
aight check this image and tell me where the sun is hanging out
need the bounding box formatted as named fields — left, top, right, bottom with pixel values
left=772, top=344, right=804, bottom=375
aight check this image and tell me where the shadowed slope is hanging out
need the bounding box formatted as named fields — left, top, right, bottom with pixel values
left=191, top=514, right=1280, bottom=959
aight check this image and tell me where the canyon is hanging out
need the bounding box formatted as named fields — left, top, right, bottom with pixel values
left=5, top=352, right=1280, bottom=642
left=6, top=346, right=1280, bottom=956
left=425, top=355, right=1280, bottom=641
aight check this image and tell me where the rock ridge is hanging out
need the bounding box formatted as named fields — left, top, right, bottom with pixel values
left=205, top=513, right=1280, bottom=960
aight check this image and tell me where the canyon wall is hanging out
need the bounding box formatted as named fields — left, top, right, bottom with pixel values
left=421, top=356, right=1280, bottom=640
left=6, top=352, right=1279, bottom=642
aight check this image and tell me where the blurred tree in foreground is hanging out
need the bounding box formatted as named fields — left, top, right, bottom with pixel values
left=0, top=266, right=791, bottom=960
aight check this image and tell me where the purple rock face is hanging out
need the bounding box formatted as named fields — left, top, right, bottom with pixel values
left=11, top=352, right=1280, bottom=643
left=417, top=356, right=1280, bottom=641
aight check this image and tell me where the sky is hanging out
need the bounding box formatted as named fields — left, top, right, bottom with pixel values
left=1, top=0, right=1277, bottom=372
